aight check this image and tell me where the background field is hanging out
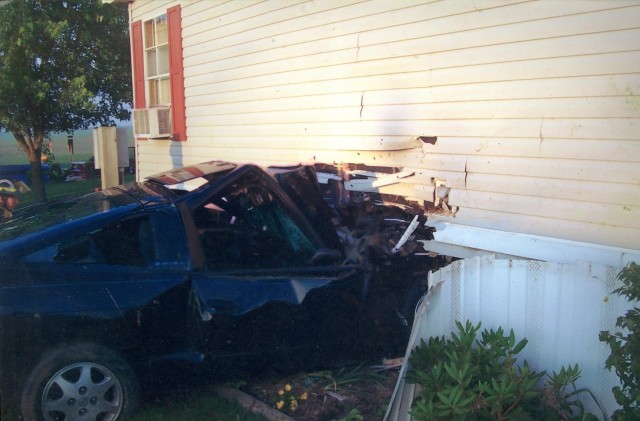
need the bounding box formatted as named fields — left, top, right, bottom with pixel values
left=0, top=126, right=133, bottom=166
left=0, top=126, right=135, bottom=206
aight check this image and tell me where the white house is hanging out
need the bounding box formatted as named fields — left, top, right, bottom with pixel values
left=111, top=0, right=640, bottom=267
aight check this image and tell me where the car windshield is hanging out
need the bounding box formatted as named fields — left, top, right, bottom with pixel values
left=0, top=189, right=140, bottom=241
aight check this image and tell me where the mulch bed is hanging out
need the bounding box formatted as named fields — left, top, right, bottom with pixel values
left=240, top=362, right=401, bottom=421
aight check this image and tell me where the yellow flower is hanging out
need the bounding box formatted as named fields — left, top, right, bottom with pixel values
left=300, top=392, right=308, bottom=401
left=285, top=384, right=292, bottom=392
left=276, top=400, right=285, bottom=410
left=278, top=389, right=284, bottom=396
left=290, top=399, right=298, bottom=411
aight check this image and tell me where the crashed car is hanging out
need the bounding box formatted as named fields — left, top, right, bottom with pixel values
left=0, top=161, right=429, bottom=420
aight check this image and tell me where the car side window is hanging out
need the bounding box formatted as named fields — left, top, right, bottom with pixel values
left=23, top=215, right=156, bottom=267
left=193, top=180, right=316, bottom=270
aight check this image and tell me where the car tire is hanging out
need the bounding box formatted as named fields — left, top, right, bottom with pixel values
left=20, top=343, right=139, bottom=421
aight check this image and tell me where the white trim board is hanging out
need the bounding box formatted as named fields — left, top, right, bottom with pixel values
left=423, top=217, right=640, bottom=267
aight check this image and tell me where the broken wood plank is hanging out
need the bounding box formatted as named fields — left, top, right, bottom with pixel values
left=214, top=386, right=296, bottom=421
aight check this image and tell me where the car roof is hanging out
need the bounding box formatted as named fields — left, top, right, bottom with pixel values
left=146, top=161, right=237, bottom=186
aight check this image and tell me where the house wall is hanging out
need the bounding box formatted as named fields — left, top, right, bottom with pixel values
left=129, top=0, right=640, bottom=252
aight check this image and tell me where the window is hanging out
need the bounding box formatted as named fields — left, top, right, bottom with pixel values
left=131, top=5, right=186, bottom=141
left=144, top=15, right=170, bottom=106
left=23, top=216, right=156, bottom=267
left=193, top=178, right=317, bottom=270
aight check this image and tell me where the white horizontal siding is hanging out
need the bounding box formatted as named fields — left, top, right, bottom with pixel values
left=464, top=155, right=640, bottom=184
left=184, top=51, right=640, bottom=97
left=131, top=0, right=640, bottom=251
left=464, top=173, right=640, bottom=207
left=188, top=73, right=640, bottom=110
left=179, top=0, right=267, bottom=25
left=182, top=6, right=639, bottom=87
left=184, top=118, right=640, bottom=143
left=129, top=0, right=175, bottom=22
left=185, top=97, right=639, bottom=127
left=449, top=189, right=638, bottom=229
left=437, top=208, right=640, bottom=251
left=426, top=137, right=640, bottom=162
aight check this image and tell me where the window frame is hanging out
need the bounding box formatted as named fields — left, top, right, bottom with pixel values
left=143, top=14, right=170, bottom=107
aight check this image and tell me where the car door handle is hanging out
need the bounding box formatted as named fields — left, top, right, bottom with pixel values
left=206, top=299, right=240, bottom=315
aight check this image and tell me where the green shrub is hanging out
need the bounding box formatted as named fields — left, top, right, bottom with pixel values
left=47, top=163, right=67, bottom=182
left=600, top=262, right=640, bottom=420
left=407, top=320, right=598, bottom=420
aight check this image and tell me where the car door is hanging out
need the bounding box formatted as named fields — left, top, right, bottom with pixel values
left=184, top=173, right=370, bottom=360
left=17, top=209, right=192, bottom=358
left=188, top=266, right=365, bottom=358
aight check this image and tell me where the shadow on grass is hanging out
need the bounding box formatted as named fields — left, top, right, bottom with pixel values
left=132, top=361, right=274, bottom=421
left=132, top=390, right=267, bottom=421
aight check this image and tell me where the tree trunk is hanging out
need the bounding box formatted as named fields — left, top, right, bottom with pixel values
left=11, top=129, right=47, bottom=202
left=29, top=154, right=47, bottom=203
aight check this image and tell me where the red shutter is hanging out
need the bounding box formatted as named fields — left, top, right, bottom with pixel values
left=131, top=20, right=145, bottom=109
left=167, top=5, right=187, bottom=141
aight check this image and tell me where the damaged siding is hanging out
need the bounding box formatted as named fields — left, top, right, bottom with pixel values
left=130, top=0, right=640, bottom=252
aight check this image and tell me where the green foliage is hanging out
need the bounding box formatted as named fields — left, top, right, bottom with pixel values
left=599, top=262, right=640, bottom=420
left=0, top=0, right=131, bottom=132
left=407, top=320, right=598, bottom=421
left=0, top=0, right=131, bottom=201
left=46, top=163, right=67, bottom=183
left=42, top=138, right=55, bottom=163
left=331, top=408, right=364, bottom=421
left=306, top=363, right=388, bottom=392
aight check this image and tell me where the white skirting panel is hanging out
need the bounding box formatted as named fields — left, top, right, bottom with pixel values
left=385, top=256, right=633, bottom=420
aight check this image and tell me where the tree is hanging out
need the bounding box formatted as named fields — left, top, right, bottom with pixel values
left=0, top=0, right=131, bottom=201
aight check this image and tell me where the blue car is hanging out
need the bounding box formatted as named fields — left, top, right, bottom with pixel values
left=0, top=161, right=426, bottom=421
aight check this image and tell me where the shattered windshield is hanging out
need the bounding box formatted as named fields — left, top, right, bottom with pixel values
left=0, top=190, right=140, bottom=241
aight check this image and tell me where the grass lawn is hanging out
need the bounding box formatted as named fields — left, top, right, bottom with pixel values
left=1, top=127, right=135, bottom=207
left=131, top=389, right=266, bottom=421
left=18, top=173, right=137, bottom=207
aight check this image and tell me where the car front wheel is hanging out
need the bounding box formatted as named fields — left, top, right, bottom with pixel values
left=20, top=343, right=139, bottom=421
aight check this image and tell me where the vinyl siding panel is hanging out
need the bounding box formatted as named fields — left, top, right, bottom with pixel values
left=440, top=208, right=640, bottom=251
left=465, top=155, right=640, bottom=184
left=131, top=0, right=173, bottom=20
left=426, top=137, right=640, bottom=162
left=131, top=0, right=640, bottom=251
left=464, top=174, right=640, bottom=207
left=448, top=189, right=638, bottom=228
left=188, top=73, right=640, bottom=109
left=180, top=0, right=268, bottom=25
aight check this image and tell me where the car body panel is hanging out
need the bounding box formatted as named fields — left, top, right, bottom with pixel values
left=188, top=266, right=363, bottom=356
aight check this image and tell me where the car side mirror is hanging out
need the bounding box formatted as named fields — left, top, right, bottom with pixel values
left=311, top=248, right=342, bottom=265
